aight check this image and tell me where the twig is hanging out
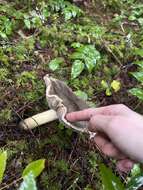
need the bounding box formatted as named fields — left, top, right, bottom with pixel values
left=68, top=137, right=78, bottom=162
left=10, top=106, right=39, bottom=144
left=0, top=177, right=22, bottom=190
left=101, top=38, right=122, bottom=66
left=67, top=177, right=79, bottom=190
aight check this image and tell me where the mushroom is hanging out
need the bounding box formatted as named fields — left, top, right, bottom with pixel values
left=19, top=75, right=90, bottom=133
left=19, top=109, right=58, bottom=130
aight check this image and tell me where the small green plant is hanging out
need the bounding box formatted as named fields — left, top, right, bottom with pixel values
left=99, top=163, right=125, bottom=190
left=62, top=1, right=83, bottom=21
left=16, top=71, right=44, bottom=102
left=128, top=4, right=143, bottom=27
left=88, top=151, right=98, bottom=174
left=23, top=12, right=43, bottom=30
left=0, top=68, right=9, bottom=81
left=17, top=71, right=37, bottom=87
left=74, top=90, right=88, bottom=100
left=129, top=49, right=143, bottom=100
left=13, top=37, right=35, bottom=61
left=0, top=3, right=23, bottom=39
left=0, top=151, right=45, bottom=189
left=0, top=108, right=12, bottom=124
left=18, top=159, right=45, bottom=190
left=48, top=57, right=64, bottom=71
left=101, top=79, right=121, bottom=96
left=0, top=151, right=7, bottom=183
left=70, top=43, right=101, bottom=79
left=48, top=0, right=82, bottom=21
left=22, top=159, right=45, bottom=178
left=0, top=16, right=13, bottom=38
left=102, top=0, right=124, bottom=10
left=99, top=163, right=143, bottom=190
left=0, top=48, right=9, bottom=65
left=48, top=0, right=66, bottom=12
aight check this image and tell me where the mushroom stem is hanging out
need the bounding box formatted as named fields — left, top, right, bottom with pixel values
left=19, top=110, right=58, bottom=130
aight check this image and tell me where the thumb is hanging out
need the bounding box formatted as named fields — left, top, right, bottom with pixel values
left=89, top=115, right=113, bottom=133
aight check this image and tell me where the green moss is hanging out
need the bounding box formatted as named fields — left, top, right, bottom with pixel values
left=0, top=68, right=9, bottom=81
left=0, top=108, right=12, bottom=124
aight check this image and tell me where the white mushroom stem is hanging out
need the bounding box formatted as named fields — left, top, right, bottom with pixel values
left=19, top=109, right=58, bottom=130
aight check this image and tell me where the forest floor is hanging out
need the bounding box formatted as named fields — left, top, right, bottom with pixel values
left=0, top=0, right=143, bottom=189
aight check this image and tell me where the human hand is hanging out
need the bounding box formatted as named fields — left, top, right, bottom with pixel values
left=66, top=104, right=143, bottom=172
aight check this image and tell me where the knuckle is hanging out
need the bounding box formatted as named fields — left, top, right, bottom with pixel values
left=117, top=104, right=127, bottom=110
left=89, top=116, right=96, bottom=125
left=106, top=117, right=114, bottom=129
left=89, top=116, right=96, bottom=130
left=108, top=117, right=119, bottom=130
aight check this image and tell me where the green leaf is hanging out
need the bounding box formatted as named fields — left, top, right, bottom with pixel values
left=99, top=163, right=125, bottom=190
left=70, top=52, right=84, bottom=60
left=63, top=3, right=82, bottom=21
left=0, top=32, right=7, bottom=38
left=71, top=42, right=82, bottom=48
left=127, top=173, right=143, bottom=190
left=70, top=44, right=100, bottom=73
left=74, top=90, right=88, bottom=100
left=24, top=19, right=31, bottom=29
left=71, top=60, right=84, bottom=79
left=129, top=88, right=143, bottom=100
left=131, top=72, right=143, bottom=82
left=138, top=18, right=143, bottom=26
left=49, top=57, right=64, bottom=71
left=0, top=151, right=7, bottom=183
left=131, top=164, right=141, bottom=178
left=101, top=80, right=108, bottom=89
left=133, top=61, right=143, bottom=69
left=22, top=159, right=45, bottom=178
left=85, top=57, right=95, bottom=72
left=111, top=80, right=121, bottom=92
left=128, top=15, right=136, bottom=21
left=105, top=88, right=112, bottom=96
left=64, top=10, right=72, bottom=21
left=19, top=172, right=37, bottom=190
left=134, top=49, right=143, bottom=57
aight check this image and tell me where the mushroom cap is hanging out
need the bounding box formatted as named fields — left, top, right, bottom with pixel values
left=44, top=75, right=89, bottom=133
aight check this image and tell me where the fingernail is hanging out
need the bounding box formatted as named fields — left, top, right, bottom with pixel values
left=65, top=113, right=73, bottom=121
left=65, top=114, right=70, bottom=120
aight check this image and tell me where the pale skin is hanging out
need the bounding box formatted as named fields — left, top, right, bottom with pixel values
left=66, top=104, right=143, bottom=172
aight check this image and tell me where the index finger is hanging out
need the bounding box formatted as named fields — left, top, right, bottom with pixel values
left=66, top=108, right=95, bottom=122
left=66, top=104, right=130, bottom=122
